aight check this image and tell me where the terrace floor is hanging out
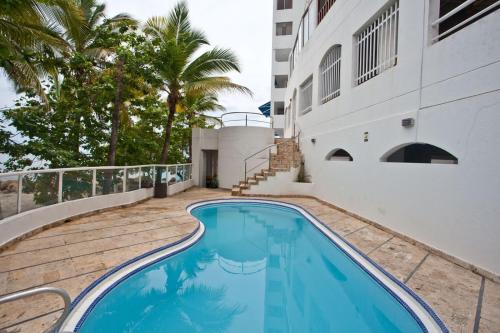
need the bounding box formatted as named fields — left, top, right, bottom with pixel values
left=0, top=187, right=499, bottom=333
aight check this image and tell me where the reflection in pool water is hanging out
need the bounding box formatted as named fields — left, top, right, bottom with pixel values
left=77, top=203, right=428, bottom=332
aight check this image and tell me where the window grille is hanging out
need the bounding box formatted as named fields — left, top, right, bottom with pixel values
left=355, top=1, right=399, bottom=86
left=299, top=77, right=313, bottom=114
left=319, top=45, right=341, bottom=104
left=318, top=0, right=337, bottom=24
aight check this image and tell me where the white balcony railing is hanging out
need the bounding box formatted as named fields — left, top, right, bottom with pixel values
left=432, top=0, right=500, bottom=42
left=318, top=0, right=337, bottom=24
left=0, top=164, right=192, bottom=220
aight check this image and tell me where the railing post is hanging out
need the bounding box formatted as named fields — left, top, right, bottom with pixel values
left=17, top=174, right=22, bottom=214
left=244, top=161, right=247, bottom=181
left=58, top=171, right=63, bottom=203
left=92, top=169, right=96, bottom=197
left=153, top=166, right=156, bottom=187
left=123, top=167, right=127, bottom=192
left=139, top=167, right=142, bottom=189
left=245, top=114, right=248, bottom=127
left=268, top=148, right=272, bottom=170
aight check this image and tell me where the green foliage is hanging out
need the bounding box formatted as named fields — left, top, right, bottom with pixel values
left=1, top=0, right=244, bottom=171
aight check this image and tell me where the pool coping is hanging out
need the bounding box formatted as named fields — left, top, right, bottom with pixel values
left=61, top=198, right=449, bottom=333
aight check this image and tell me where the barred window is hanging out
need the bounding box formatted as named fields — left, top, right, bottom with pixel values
left=299, top=76, right=313, bottom=115
left=319, top=45, right=341, bottom=104
left=355, top=1, right=399, bottom=85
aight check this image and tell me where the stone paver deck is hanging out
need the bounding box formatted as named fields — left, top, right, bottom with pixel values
left=0, top=187, right=498, bottom=332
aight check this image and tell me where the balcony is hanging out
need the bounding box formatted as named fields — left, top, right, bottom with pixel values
left=318, top=0, right=337, bottom=24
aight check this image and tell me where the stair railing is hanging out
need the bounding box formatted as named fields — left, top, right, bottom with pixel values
left=243, top=131, right=301, bottom=181
left=0, top=286, right=71, bottom=333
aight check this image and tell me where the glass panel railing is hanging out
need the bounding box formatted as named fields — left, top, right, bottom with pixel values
left=155, top=166, right=167, bottom=185
left=21, top=172, right=58, bottom=213
left=96, top=169, right=124, bottom=195
left=62, top=171, right=92, bottom=201
left=0, top=175, right=19, bottom=219
left=178, top=165, right=186, bottom=182
left=141, top=167, right=154, bottom=189
left=167, top=166, right=178, bottom=185
left=0, top=164, right=191, bottom=219
left=126, top=168, right=140, bottom=192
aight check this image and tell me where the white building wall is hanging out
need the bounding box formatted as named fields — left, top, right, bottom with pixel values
left=218, top=127, right=275, bottom=189
left=279, top=0, right=500, bottom=275
left=192, top=127, right=275, bottom=190
left=271, top=0, right=307, bottom=135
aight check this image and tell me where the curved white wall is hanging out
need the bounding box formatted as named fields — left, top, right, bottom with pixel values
left=281, top=0, right=500, bottom=275
left=0, top=180, right=194, bottom=249
left=218, top=127, right=275, bottom=189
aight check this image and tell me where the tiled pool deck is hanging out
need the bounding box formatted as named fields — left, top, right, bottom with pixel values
left=0, top=187, right=498, bottom=332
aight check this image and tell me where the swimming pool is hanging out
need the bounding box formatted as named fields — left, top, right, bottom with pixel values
left=62, top=200, right=448, bottom=332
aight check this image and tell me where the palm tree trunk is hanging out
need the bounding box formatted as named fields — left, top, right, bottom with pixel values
left=159, top=93, right=177, bottom=164
left=107, top=56, right=125, bottom=166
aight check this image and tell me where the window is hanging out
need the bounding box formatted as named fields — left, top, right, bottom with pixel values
left=274, top=75, right=288, bottom=89
left=289, top=4, right=314, bottom=74
left=299, top=76, right=313, bottom=114
left=274, top=101, right=285, bottom=115
left=326, top=149, right=353, bottom=161
left=275, top=49, right=291, bottom=62
left=354, top=1, right=399, bottom=86
left=302, top=8, right=311, bottom=46
left=276, top=22, right=293, bottom=36
left=277, top=0, right=292, bottom=10
left=320, top=45, right=341, bottom=104
left=432, top=0, right=500, bottom=42
left=382, top=143, right=458, bottom=164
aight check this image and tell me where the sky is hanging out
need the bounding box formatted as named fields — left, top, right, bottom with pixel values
left=0, top=0, right=273, bottom=113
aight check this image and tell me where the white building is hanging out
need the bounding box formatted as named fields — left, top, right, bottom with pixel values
left=191, top=0, right=500, bottom=278
left=275, top=0, right=500, bottom=276
left=270, top=0, right=307, bottom=137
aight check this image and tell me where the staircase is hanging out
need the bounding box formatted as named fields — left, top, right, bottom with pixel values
left=232, top=138, right=302, bottom=196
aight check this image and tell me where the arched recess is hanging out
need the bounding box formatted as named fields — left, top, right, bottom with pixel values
left=326, top=149, right=353, bottom=161
left=381, top=143, right=458, bottom=164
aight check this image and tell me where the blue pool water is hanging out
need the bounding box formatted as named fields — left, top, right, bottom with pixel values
left=78, top=203, right=426, bottom=332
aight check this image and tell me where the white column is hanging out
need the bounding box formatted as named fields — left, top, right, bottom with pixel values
left=58, top=171, right=63, bottom=203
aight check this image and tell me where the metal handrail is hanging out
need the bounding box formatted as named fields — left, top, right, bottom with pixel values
left=243, top=131, right=301, bottom=180
left=0, top=163, right=193, bottom=220
left=220, top=112, right=273, bottom=128
left=0, top=164, right=192, bottom=177
left=0, top=287, right=71, bottom=333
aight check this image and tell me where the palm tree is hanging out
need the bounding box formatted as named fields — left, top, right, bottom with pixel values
left=55, top=0, right=136, bottom=165
left=0, top=0, right=82, bottom=102
left=144, top=1, right=252, bottom=164
left=178, top=89, right=225, bottom=162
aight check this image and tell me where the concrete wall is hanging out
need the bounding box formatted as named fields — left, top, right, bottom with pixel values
left=280, top=0, right=500, bottom=275
left=0, top=180, right=194, bottom=249
left=218, top=127, right=275, bottom=189
left=243, top=167, right=315, bottom=196
left=192, top=128, right=219, bottom=187
left=271, top=0, right=307, bottom=134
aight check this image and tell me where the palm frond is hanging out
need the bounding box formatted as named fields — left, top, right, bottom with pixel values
left=187, top=76, right=253, bottom=97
